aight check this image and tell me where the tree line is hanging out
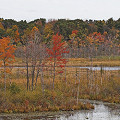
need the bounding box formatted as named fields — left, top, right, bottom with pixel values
left=0, top=18, right=120, bottom=58
left=0, top=18, right=120, bottom=42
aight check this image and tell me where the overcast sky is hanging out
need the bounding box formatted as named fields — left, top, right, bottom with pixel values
left=0, top=0, right=120, bottom=21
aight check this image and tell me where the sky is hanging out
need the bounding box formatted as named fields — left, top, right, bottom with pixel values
left=0, top=0, right=120, bottom=21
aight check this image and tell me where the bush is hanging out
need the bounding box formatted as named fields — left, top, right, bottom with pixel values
left=9, top=83, right=21, bottom=94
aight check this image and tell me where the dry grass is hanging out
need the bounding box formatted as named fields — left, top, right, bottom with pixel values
left=4, top=57, right=120, bottom=67
left=0, top=65, right=119, bottom=114
left=67, top=58, right=120, bottom=66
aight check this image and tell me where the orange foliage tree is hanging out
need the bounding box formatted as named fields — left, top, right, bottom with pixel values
left=0, top=37, right=16, bottom=91
left=87, top=32, right=105, bottom=45
left=46, top=33, right=69, bottom=89
left=69, top=30, right=79, bottom=46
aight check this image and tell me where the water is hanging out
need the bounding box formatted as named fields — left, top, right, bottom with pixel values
left=78, top=66, right=120, bottom=71
left=1, top=66, right=120, bottom=71
left=0, top=102, right=119, bottom=120
left=57, top=104, right=120, bottom=120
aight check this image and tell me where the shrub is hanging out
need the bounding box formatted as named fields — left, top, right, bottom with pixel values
left=9, top=83, right=21, bottom=94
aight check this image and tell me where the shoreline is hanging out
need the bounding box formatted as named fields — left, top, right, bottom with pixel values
left=0, top=99, right=119, bottom=117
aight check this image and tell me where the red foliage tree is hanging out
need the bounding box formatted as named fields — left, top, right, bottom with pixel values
left=72, top=30, right=78, bottom=35
left=46, top=33, right=69, bottom=89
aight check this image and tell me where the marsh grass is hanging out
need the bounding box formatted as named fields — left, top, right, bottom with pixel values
left=0, top=57, right=120, bottom=113
left=7, top=56, right=120, bottom=67
left=67, top=57, right=120, bottom=66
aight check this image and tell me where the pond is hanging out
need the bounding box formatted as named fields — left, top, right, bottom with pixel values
left=0, top=100, right=119, bottom=120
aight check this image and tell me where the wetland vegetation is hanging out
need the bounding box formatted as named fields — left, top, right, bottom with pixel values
left=0, top=18, right=120, bottom=119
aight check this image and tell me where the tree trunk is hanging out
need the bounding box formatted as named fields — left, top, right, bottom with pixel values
left=26, top=59, right=29, bottom=91
left=53, top=57, right=56, bottom=89
left=31, top=65, right=35, bottom=91
left=65, top=64, right=67, bottom=84
left=77, top=71, right=80, bottom=105
left=35, top=66, right=40, bottom=87
left=4, top=61, right=6, bottom=92
left=40, top=65, right=44, bottom=93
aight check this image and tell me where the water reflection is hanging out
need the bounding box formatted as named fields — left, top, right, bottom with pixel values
left=57, top=104, right=120, bottom=120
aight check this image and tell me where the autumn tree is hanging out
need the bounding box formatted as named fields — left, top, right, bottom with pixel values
left=86, top=32, right=106, bottom=57
left=0, top=22, right=6, bottom=39
left=0, top=37, right=16, bottom=91
left=30, top=27, right=46, bottom=91
left=6, top=25, right=20, bottom=45
left=69, top=30, right=79, bottom=57
left=46, top=33, right=69, bottom=89
left=43, top=21, right=55, bottom=43
left=22, top=26, right=46, bottom=91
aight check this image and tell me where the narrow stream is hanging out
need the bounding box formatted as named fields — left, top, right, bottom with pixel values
left=0, top=101, right=119, bottom=120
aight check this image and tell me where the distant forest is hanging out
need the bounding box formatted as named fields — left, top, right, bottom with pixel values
left=0, top=18, right=120, bottom=57
left=0, top=18, right=120, bottom=41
